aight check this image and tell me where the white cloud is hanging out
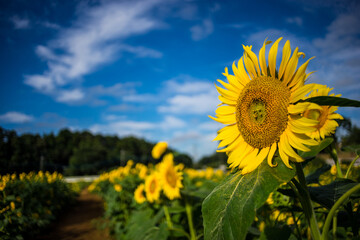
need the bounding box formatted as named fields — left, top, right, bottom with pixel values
left=160, top=116, right=186, bottom=129
left=286, top=17, right=303, bottom=26
left=190, top=19, right=214, bottom=41
left=56, top=89, right=84, bottom=103
left=90, top=120, right=155, bottom=138
left=0, top=112, right=34, bottom=123
left=10, top=16, right=30, bottom=29
left=158, top=76, right=219, bottom=115
left=158, top=92, right=219, bottom=114
left=25, top=0, right=164, bottom=103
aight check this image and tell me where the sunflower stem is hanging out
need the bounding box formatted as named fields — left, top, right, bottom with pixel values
left=185, top=201, right=196, bottom=240
left=321, top=183, right=360, bottom=240
left=294, top=163, right=321, bottom=240
left=163, top=205, right=173, bottom=229
left=344, top=154, right=359, bottom=178
left=327, top=144, right=343, bottom=178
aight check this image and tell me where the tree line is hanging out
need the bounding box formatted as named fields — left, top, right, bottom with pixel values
left=0, top=127, right=193, bottom=176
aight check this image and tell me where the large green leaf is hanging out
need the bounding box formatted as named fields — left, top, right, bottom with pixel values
left=202, top=158, right=295, bottom=240
left=298, top=137, right=333, bottom=158
left=308, top=178, right=360, bottom=209
left=299, top=96, right=360, bottom=107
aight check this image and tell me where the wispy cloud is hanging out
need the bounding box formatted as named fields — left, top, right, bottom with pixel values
left=0, top=112, right=34, bottom=123
left=286, top=17, right=303, bottom=27
left=10, top=16, right=30, bottom=29
left=190, top=19, right=214, bottom=41
left=158, top=76, right=218, bottom=114
left=25, top=0, right=164, bottom=104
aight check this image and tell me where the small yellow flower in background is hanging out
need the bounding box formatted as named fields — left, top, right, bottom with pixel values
left=210, top=37, right=323, bottom=174
left=266, top=192, right=274, bottom=205
left=145, top=172, right=161, bottom=203
left=287, top=217, right=295, bottom=225
left=10, top=202, right=15, bottom=211
left=16, top=196, right=21, bottom=202
left=303, top=87, right=343, bottom=139
left=152, top=141, right=168, bottom=159
left=88, top=183, right=96, bottom=192
left=17, top=212, right=22, bottom=217
left=259, top=221, right=265, bottom=232
left=0, top=182, right=6, bottom=191
left=134, top=184, right=146, bottom=204
left=32, top=213, right=39, bottom=219
left=330, top=165, right=337, bottom=175
left=114, top=184, right=122, bottom=192
left=159, top=153, right=183, bottom=200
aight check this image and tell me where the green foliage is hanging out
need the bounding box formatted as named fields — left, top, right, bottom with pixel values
left=300, top=96, right=360, bottom=107
left=0, top=127, right=193, bottom=175
left=0, top=172, right=76, bottom=239
left=202, top=159, right=295, bottom=240
left=308, top=178, right=360, bottom=209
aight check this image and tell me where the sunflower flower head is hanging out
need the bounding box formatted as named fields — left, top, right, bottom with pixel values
left=152, top=141, right=168, bottom=159
left=159, top=153, right=183, bottom=200
left=210, top=37, right=324, bottom=174
left=134, top=183, right=146, bottom=204
left=145, top=172, right=161, bottom=203
left=303, top=87, right=343, bottom=139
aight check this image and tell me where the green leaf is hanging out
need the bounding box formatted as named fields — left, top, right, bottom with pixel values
left=305, top=164, right=331, bottom=184
left=298, top=138, right=333, bottom=158
left=299, top=96, right=360, bottom=107
left=202, top=158, right=295, bottom=240
left=308, top=178, right=360, bottom=209
left=259, top=225, right=292, bottom=240
left=342, top=144, right=360, bottom=155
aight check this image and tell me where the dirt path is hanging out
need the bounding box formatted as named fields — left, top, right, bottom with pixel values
left=33, top=189, right=112, bottom=240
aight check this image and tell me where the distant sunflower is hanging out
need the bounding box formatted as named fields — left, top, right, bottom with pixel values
left=159, top=153, right=183, bottom=200
left=134, top=184, right=146, bottom=204
left=303, top=87, right=343, bottom=139
left=145, top=172, right=161, bottom=203
left=152, top=142, right=168, bottom=159
left=210, top=37, right=323, bottom=174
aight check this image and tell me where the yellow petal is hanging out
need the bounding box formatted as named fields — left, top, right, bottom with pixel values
left=268, top=37, right=283, bottom=78
left=237, top=57, right=251, bottom=85
left=243, top=52, right=257, bottom=79
left=286, top=130, right=310, bottom=152
left=219, top=95, right=236, bottom=106
left=290, top=83, right=324, bottom=103
left=217, top=135, right=244, bottom=153
left=208, top=114, right=236, bottom=124
left=280, top=134, right=303, bottom=162
left=288, top=57, right=315, bottom=89
left=278, top=40, right=291, bottom=80
left=283, top=47, right=299, bottom=85
left=215, top=105, right=236, bottom=115
left=243, top=45, right=260, bottom=75
left=239, top=147, right=259, bottom=169
left=242, top=147, right=270, bottom=174
left=213, top=124, right=238, bottom=141
left=278, top=144, right=292, bottom=169
left=267, top=142, right=278, bottom=167
left=215, top=85, right=239, bottom=100
left=217, top=79, right=239, bottom=93
left=288, top=102, right=322, bottom=114
left=259, top=39, right=271, bottom=76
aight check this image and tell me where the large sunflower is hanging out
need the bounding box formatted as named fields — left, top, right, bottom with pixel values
left=159, top=153, right=183, bottom=200
left=210, top=37, right=323, bottom=174
left=303, top=87, right=343, bottom=139
left=145, top=172, right=161, bottom=203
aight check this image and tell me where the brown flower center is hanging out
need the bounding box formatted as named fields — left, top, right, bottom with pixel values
left=236, top=76, right=290, bottom=149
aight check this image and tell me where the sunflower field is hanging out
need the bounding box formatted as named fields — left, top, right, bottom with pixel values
left=89, top=37, right=360, bottom=240
left=0, top=171, right=76, bottom=239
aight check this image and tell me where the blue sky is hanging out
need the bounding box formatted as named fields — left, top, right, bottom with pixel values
left=0, top=0, right=359, bottom=160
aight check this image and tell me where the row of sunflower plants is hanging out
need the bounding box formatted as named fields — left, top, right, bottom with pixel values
left=0, top=171, right=76, bottom=239
left=203, top=37, right=360, bottom=240
left=88, top=142, right=225, bottom=240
